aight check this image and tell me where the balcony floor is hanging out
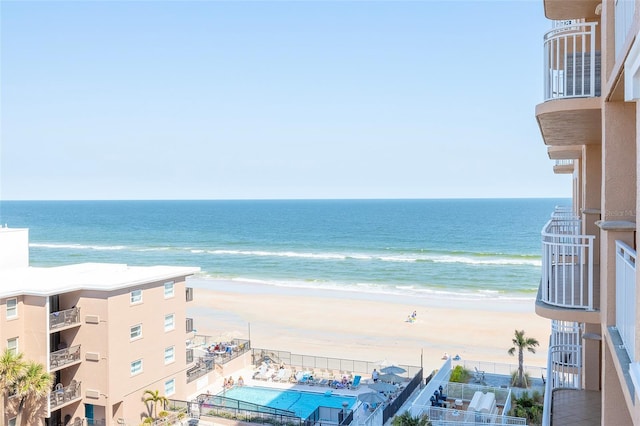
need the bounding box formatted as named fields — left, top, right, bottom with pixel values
left=551, top=389, right=601, bottom=426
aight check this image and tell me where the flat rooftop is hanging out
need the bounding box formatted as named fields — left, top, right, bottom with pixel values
left=0, top=262, right=201, bottom=298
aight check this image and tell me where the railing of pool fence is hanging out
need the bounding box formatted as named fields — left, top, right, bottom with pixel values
left=382, top=368, right=424, bottom=424
left=251, top=348, right=421, bottom=378
left=170, top=396, right=302, bottom=425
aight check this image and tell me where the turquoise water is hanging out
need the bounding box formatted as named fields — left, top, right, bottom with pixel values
left=220, top=386, right=356, bottom=418
left=0, top=198, right=568, bottom=299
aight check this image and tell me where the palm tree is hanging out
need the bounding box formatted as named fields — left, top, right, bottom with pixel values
left=508, top=329, right=539, bottom=388
left=391, top=410, right=431, bottom=426
left=14, top=362, right=53, bottom=426
left=143, top=389, right=169, bottom=419
left=0, top=349, right=26, bottom=426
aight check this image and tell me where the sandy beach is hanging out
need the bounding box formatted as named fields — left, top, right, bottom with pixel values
left=187, top=279, right=550, bottom=374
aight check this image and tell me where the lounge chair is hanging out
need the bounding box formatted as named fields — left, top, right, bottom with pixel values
left=350, top=375, right=362, bottom=390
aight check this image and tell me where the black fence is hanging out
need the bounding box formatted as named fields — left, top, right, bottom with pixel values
left=382, top=368, right=423, bottom=424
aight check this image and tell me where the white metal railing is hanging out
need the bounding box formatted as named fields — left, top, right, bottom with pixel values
left=411, top=358, right=452, bottom=415
left=616, top=240, right=637, bottom=361
left=554, top=159, right=574, bottom=167
left=422, top=406, right=526, bottom=425
left=544, top=20, right=599, bottom=100
left=542, top=332, right=582, bottom=426
left=615, top=0, right=636, bottom=59
left=541, top=218, right=595, bottom=310
left=550, top=206, right=577, bottom=219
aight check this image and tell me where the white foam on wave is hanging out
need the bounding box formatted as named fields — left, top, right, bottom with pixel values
left=204, top=248, right=540, bottom=267
left=30, top=242, right=126, bottom=251
left=206, top=274, right=536, bottom=302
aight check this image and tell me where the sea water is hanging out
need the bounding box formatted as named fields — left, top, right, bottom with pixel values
left=0, top=198, right=568, bottom=300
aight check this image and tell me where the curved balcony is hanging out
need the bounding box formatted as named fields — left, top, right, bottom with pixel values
left=537, top=217, right=598, bottom=320
left=536, top=20, right=601, bottom=147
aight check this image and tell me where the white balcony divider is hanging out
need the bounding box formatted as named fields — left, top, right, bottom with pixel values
left=616, top=240, right=636, bottom=361
left=541, top=218, right=595, bottom=310
left=543, top=21, right=599, bottom=100
left=541, top=336, right=553, bottom=426
left=615, top=0, right=636, bottom=59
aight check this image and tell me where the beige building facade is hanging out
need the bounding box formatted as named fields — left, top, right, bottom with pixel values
left=534, top=0, right=640, bottom=424
left=0, top=227, right=207, bottom=426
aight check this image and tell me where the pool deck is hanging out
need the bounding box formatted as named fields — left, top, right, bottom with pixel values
left=187, top=365, right=415, bottom=425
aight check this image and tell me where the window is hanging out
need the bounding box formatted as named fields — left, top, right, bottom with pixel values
left=164, top=346, right=175, bottom=364
left=130, top=359, right=143, bottom=376
left=164, top=378, right=175, bottom=396
left=164, top=314, right=175, bottom=332
left=130, top=289, right=142, bottom=304
left=164, top=281, right=175, bottom=298
left=7, top=337, right=18, bottom=355
left=130, top=324, right=142, bottom=341
left=6, top=298, right=17, bottom=319
left=8, top=418, right=16, bottom=426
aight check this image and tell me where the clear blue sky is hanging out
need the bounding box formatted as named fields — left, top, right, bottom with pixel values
left=0, top=0, right=570, bottom=200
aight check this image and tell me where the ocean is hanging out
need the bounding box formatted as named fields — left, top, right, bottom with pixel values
left=0, top=198, right=567, bottom=300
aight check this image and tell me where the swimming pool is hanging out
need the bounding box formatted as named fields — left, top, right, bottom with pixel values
left=219, top=386, right=357, bottom=418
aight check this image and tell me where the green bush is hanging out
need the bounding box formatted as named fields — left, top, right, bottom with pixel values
left=510, top=391, right=545, bottom=425
left=449, top=365, right=471, bottom=383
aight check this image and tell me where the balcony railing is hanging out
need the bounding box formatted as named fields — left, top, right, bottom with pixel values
left=550, top=206, right=577, bottom=219
left=186, top=348, right=194, bottom=364
left=616, top=240, right=636, bottom=361
left=543, top=20, right=600, bottom=100
left=50, top=307, right=81, bottom=331
left=615, top=0, right=636, bottom=58
left=541, top=217, right=595, bottom=310
left=50, top=381, right=81, bottom=410
left=187, top=357, right=215, bottom=383
left=50, top=345, right=81, bottom=370
left=186, top=287, right=194, bottom=302
left=186, top=317, right=194, bottom=333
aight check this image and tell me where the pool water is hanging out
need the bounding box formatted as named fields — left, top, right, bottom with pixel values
left=220, top=386, right=357, bottom=418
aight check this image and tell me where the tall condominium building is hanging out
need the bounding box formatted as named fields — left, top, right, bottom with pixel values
left=534, top=0, right=640, bottom=424
left=0, top=227, right=202, bottom=425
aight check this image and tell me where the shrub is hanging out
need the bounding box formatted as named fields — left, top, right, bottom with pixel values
left=510, top=371, right=530, bottom=388
left=449, top=365, right=471, bottom=383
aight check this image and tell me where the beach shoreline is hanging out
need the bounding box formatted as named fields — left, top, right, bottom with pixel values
left=187, top=278, right=550, bottom=374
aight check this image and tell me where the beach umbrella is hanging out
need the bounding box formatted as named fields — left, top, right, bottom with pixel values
left=357, top=392, right=386, bottom=404
left=380, top=365, right=406, bottom=375
left=378, top=373, right=404, bottom=384
left=375, top=359, right=397, bottom=368
left=367, top=382, right=397, bottom=393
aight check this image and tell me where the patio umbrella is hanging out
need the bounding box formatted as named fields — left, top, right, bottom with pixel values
left=367, top=382, right=397, bottom=393
left=380, top=365, right=406, bottom=375
left=378, top=373, right=404, bottom=384
left=357, top=392, right=386, bottom=404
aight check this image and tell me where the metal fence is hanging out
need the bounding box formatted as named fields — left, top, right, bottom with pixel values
left=251, top=347, right=421, bottom=378
left=382, top=368, right=423, bottom=424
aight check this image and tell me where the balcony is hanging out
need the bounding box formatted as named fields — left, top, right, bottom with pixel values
left=186, top=287, right=194, bottom=302
left=540, top=321, right=596, bottom=426
left=537, top=216, right=598, bottom=319
left=186, top=317, right=194, bottom=333
left=615, top=240, right=636, bottom=361
left=186, top=348, right=194, bottom=364
left=536, top=20, right=601, bottom=147
left=50, top=307, right=81, bottom=331
left=50, top=345, right=81, bottom=371
left=553, top=159, right=574, bottom=174
left=50, top=380, right=81, bottom=410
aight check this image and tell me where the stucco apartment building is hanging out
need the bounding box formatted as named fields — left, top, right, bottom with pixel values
left=0, top=227, right=204, bottom=426
left=534, top=0, right=640, bottom=424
